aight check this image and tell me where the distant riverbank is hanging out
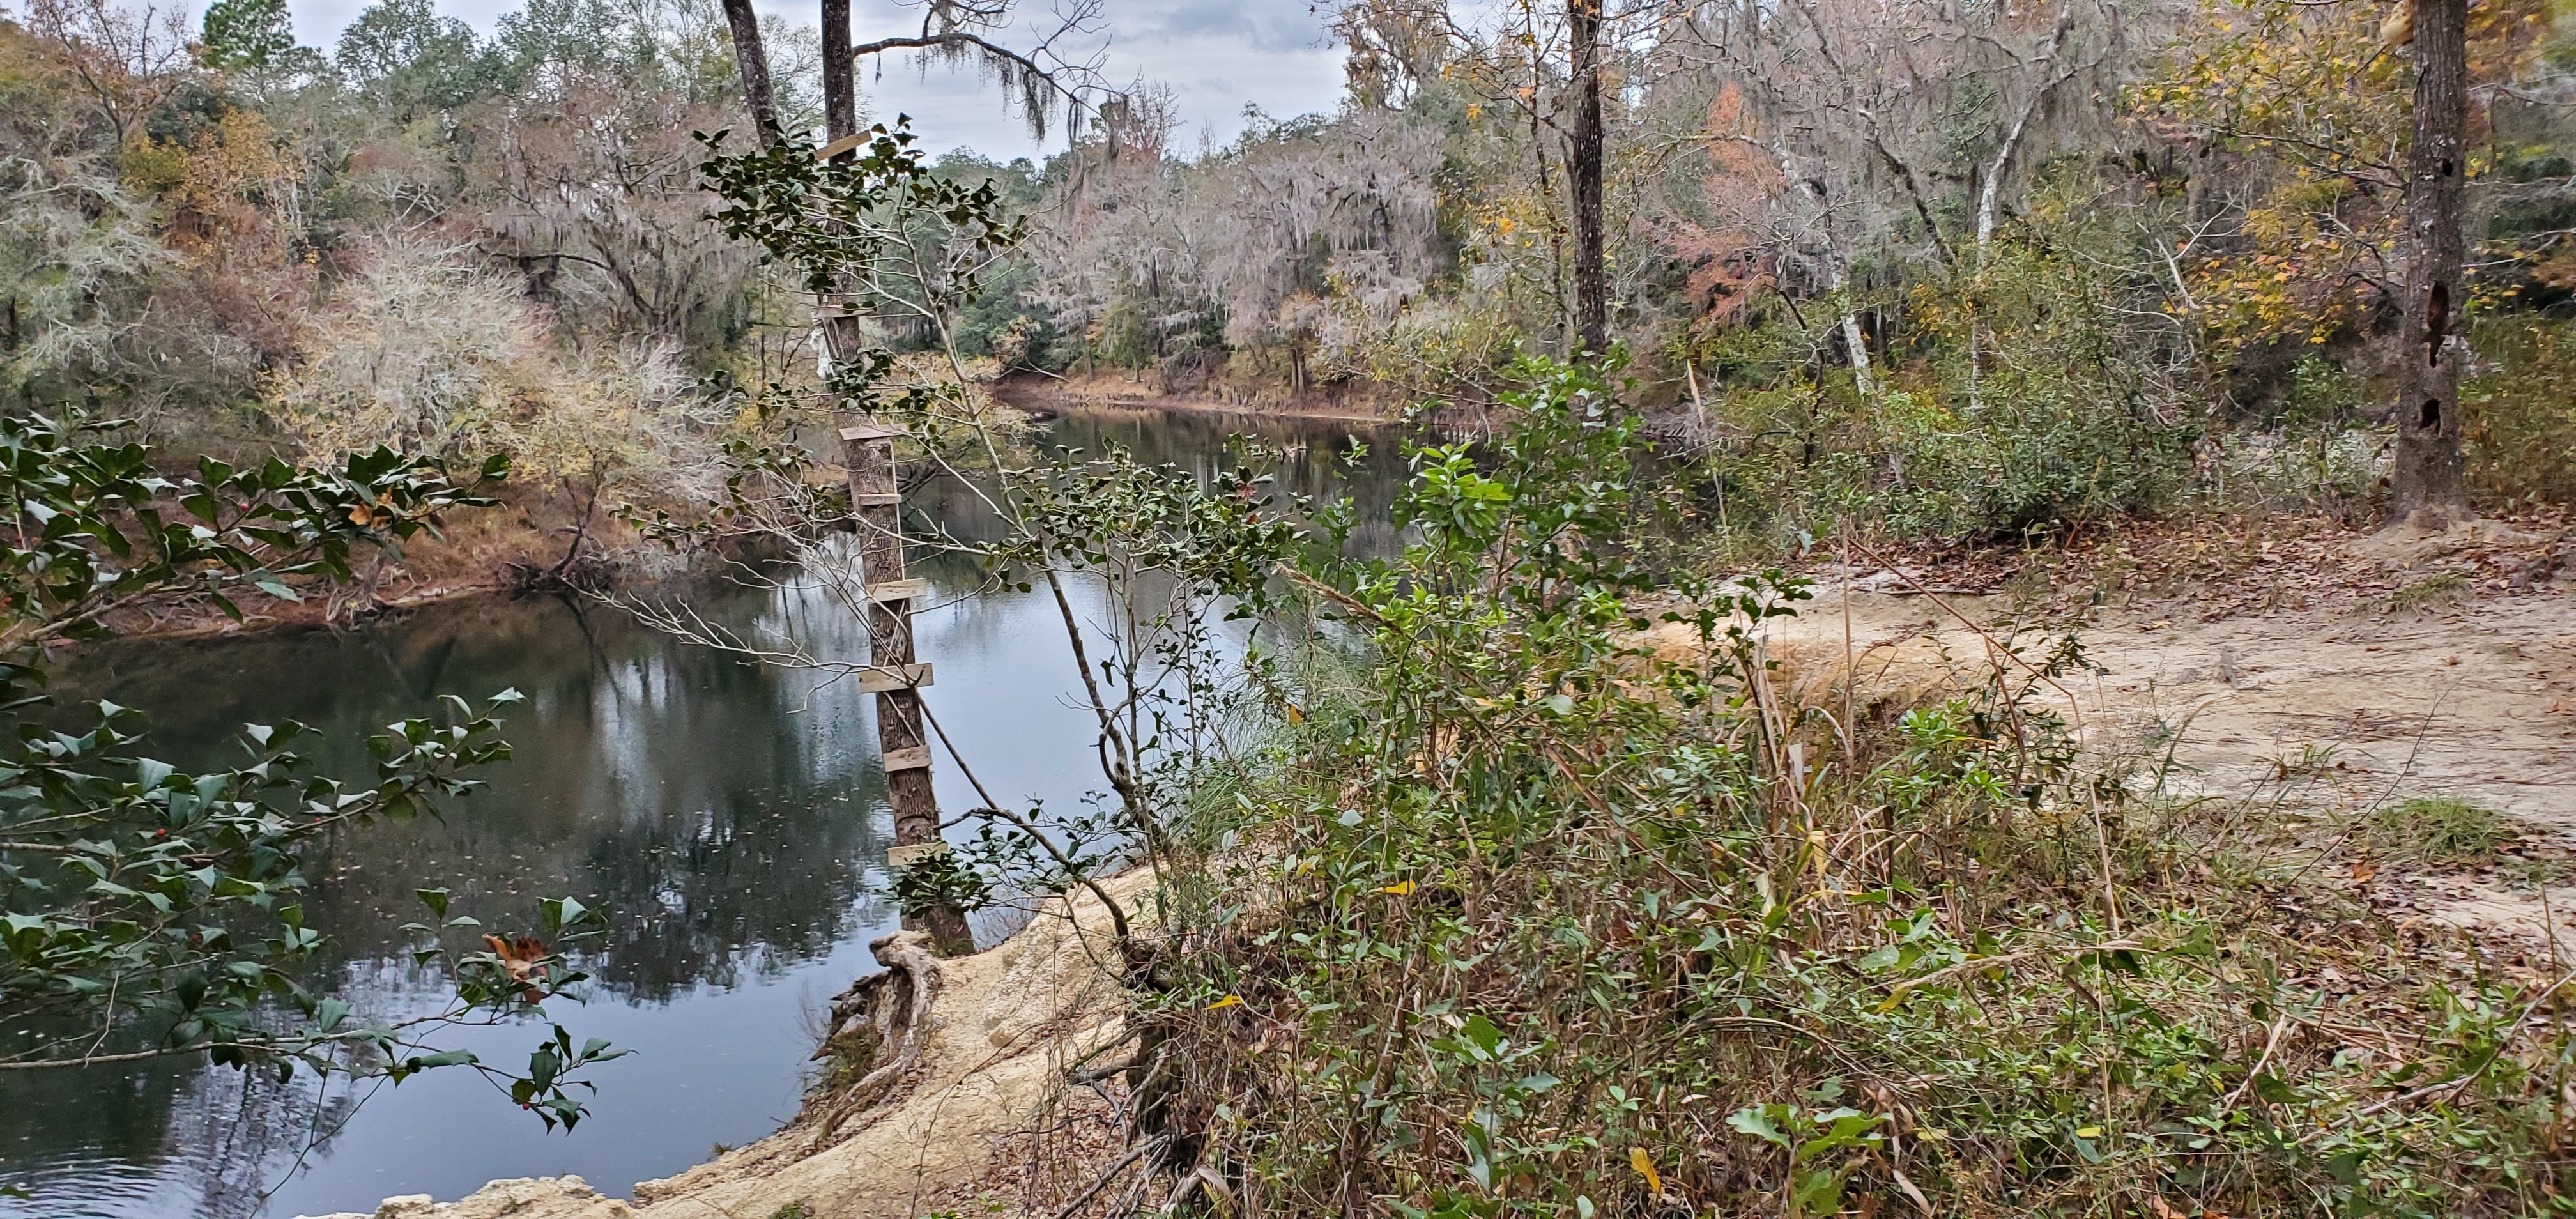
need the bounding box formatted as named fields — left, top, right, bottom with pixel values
left=992, top=371, right=1395, bottom=424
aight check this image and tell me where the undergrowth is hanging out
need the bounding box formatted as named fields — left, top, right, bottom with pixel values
left=2354, top=798, right=2521, bottom=869
left=1124, top=356, right=2576, bottom=1218
left=2388, top=572, right=2473, bottom=614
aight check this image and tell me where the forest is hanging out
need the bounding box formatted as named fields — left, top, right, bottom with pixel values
left=6, top=0, right=2576, bottom=1214
left=11, top=0, right=2573, bottom=552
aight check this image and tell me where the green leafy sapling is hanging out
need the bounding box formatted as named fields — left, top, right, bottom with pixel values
left=0, top=415, right=620, bottom=1151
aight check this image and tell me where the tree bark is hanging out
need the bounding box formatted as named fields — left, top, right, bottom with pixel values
left=821, top=0, right=858, bottom=150
left=818, top=0, right=867, bottom=390
left=719, top=0, right=780, bottom=147
left=1567, top=0, right=1608, bottom=356
left=2391, top=0, right=2470, bottom=525
left=1975, top=7, right=2078, bottom=261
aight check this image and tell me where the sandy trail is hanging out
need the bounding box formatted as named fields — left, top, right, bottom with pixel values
left=1760, top=537, right=2576, bottom=949
left=1782, top=576, right=2576, bottom=829
left=2072, top=594, right=2576, bottom=822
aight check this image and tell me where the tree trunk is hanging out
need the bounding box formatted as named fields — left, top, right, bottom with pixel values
left=821, top=0, right=857, bottom=150
left=2391, top=0, right=2469, bottom=525
left=1774, top=140, right=1874, bottom=396
left=1567, top=0, right=1608, bottom=356
left=806, top=930, right=944, bottom=1140
left=1839, top=303, right=1875, bottom=397
left=819, top=0, right=866, bottom=378
left=719, top=0, right=780, bottom=146
left=842, top=428, right=976, bottom=957
left=1975, top=7, right=2076, bottom=261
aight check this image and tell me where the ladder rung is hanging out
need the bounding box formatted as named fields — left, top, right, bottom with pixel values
left=816, top=133, right=867, bottom=161
left=857, top=663, right=932, bottom=693
left=854, top=491, right=902, bottom=507
left=868, top=578, right=928, bottom=603
left=885, top=840, right=949, bottom=868
left=839, top=424, right=900, bottom=443
left=881, top=745, right=932, bottom=772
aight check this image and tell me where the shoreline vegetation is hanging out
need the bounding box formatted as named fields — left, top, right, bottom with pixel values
left=992, top=374, right=1401, bottom=427
left=71, top=383, right=1390, bottom=646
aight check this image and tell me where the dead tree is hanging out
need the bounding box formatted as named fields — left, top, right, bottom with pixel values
left=2390, top=0, right=2471, bottom=525
left=835, top=0, right=1116, bottom=146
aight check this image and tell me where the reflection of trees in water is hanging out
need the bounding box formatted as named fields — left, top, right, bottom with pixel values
left=1048, top=411, right=1411, bottom=558
left=0, top=1046, right=195, bottom=1186
left=908, top=410, right=1407, bottom=562
left=32, top=413, right=1374, bottom=983
left=167, top=1062, right=367, bottom=1219
left=291, top=596, right=901, bottom=1002
left=13, top=588, right=905, bottom=1216
left=47, top=588, right=901, bottom=1006
left=0, top=1045, right=365, bottom=1219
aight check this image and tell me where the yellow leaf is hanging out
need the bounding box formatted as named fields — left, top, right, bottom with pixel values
left=1629, top=1147, right=1662, bottom=1194
left=1206, top=995, right=1243, bottom=1011
left=1381, top=880, right=1416, bottom=896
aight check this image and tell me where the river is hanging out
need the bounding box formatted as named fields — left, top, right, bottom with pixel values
left=0, top=406, right=1400, bottom=1219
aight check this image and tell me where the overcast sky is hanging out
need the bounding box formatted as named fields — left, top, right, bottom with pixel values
left=270, top=0, right=1347, bottom=157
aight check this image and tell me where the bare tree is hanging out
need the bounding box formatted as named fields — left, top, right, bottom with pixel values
left=1659, top=0, right=2121, bottom=396
left=464, top=87, right=763, bottom=355
left=1020, top=98, right=1443, bottom=395
left=1330, top=0, right=1632, bottom=355
left=841, top=0, right=1116, bottom=142
left=15, top=0, right=194, bottom=145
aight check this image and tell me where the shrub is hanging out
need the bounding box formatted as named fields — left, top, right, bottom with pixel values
left=1138, top=356, right=2574, bottom=1218
left=1683, top=213, right=2202, bottom=548
left=2466, top=315, right=2576, bottom=505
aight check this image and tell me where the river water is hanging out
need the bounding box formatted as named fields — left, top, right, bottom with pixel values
left=0, top=407, right=1399, bottom=1219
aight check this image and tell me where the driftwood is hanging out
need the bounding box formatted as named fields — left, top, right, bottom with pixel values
left=806, top=929, right=945, bottom=1143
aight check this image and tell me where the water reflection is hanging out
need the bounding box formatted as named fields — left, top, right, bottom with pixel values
left=0, top=407, right=1392, bottom=1218
left=1037, top=407, right=1409, bottom=559
left=42, top=588, right=904, bottom=1002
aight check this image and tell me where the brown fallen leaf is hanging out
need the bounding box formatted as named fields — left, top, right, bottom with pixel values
left=482, top=933, right=551, bottom=1002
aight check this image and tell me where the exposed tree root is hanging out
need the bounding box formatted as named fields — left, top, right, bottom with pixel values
left=806, top=929, right=946, bottom=1143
